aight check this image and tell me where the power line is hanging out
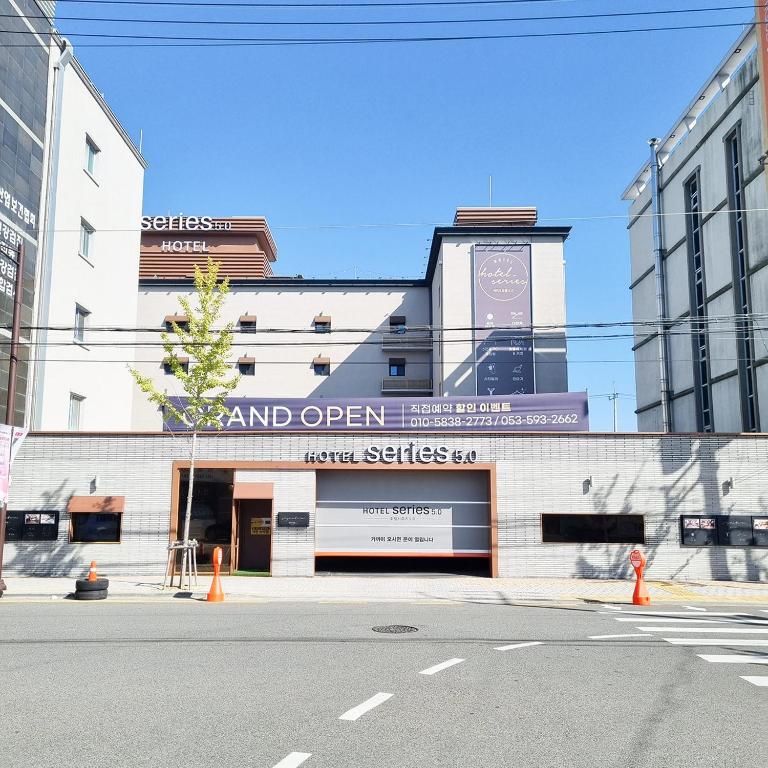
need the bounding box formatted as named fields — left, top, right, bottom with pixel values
left=8, top=5, right=753, bottom=27
left=49, top=0, right=622, bottom=8
left=1, top=19, right=759, bottom=46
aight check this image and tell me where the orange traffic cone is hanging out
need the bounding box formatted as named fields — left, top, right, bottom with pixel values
left=630, top=549, right=651, bottom=606
left=207, top=546, right=225, bottom=602
left=87, top=561, right=99, bottom=582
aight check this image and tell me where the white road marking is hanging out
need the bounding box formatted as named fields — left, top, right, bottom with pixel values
left=589, top=633, right=652, bottom=640
left=419, top=658, right=465, bottom=675
left=339, top=693, right=393, bottom=721
left=684, top=606, right=707, bottom=611
left=740, top=676, right=768, bottom=686
left=639, top=627, right=768, bottom=634
left=602, top=611, right=751, bottom=617
left=272, top=753, right=312, bottom=768
left=494, top=641, right=544, bottom=651
left=604, top=606, right=623, bottom=611
left=665, top=639, right=768, bottom=646
left=698, top=655, right=768, bottom=665
left=614, top=617, right=720, bottom=623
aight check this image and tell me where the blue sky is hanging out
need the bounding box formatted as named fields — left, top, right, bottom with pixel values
left=55, top=0, right=755, bottom=431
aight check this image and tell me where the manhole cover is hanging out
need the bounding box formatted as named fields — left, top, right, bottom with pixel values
left=372, top=625, right=419, bottom=634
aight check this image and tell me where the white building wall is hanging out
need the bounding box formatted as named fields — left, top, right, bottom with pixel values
left=131, top=284, right=431, bottom=430
left=32, top=57, right=145, bottom=431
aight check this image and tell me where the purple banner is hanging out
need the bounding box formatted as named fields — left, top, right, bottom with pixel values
left=164, top=392, right=589, bottom=433
left=473, top=243, right=534, bottom=396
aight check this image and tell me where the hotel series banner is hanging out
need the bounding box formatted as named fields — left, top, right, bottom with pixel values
left=164, top=392, right=588, bottom=432
left=472, top=243, right=534, bottom=396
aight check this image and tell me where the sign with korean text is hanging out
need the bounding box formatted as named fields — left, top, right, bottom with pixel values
left=473, top=243, right=534, bottom=396
left=164, top=392, right=589, bottom=433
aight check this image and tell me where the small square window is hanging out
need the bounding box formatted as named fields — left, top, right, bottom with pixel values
left=163, top=357, right=189, bottom=375
left=239, top=315, right=257, bottom=333
left=68, top=393, right=84, bottom=430
left=390, top=316, right=407, bottom=334
left=165, top=316, right=189, bottom=332
left=238, top=360, right=255, bottom=376
left=313, top=362, right=330, bottom=376
left=74, top=305, right=89, bottom=343
left=389, top=358, right=406, bottom=377
left=84, top=136, right=100, bottom=177
left=71, top=512, right=121, bottom=543
left=79, top=219, right=94, bottom=260
left=314, top=321, right=331, bottom=334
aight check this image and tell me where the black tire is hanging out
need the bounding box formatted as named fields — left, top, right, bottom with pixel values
left=75, top=578, right=109, bottom=592
left=75, top=588, right=108, bottom=601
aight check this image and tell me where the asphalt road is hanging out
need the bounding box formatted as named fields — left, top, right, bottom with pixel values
left=0, top=599, right=766, bottom=768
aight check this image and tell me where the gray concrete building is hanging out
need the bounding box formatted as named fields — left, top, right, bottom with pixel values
left=623, top=25, right=768, bottom=433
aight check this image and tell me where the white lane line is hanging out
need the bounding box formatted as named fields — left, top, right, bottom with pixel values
left=604, top=606, right=623, bottom=611
left=614, top=617, right=721, bottom=623
left=603, top=612, right=752, bottom=617
left=339, top=693, right=393, bottom=721
left=665, top=639, right=768, bottom=646
left=589, top=633, right=653, bottom=640
left=639, top=627, right=768, bottom=634
left=698, top=655, right=768, bottom=665
left=684, top=606, right=708, bottom=611
left=272, top=753, right=312, bottom=768
left=494, top=641, right=544, bottom=651
left=740, top=676, right=768, bottom=686
left=419, top=658, right=465, bottom=675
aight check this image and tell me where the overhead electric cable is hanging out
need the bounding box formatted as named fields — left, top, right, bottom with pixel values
left=50, top=0, right=617, bottom=8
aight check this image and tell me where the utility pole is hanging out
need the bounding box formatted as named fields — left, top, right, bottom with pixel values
left=608, top=382, right=619, bottom=433
left=0, top=240, right=24, bottom=596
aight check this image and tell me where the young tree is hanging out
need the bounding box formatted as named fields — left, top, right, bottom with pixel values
left=130, top=256, right=240, bottom=588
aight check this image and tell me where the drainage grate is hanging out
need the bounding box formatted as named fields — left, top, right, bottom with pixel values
left=372, top=625, right=419, bottom=634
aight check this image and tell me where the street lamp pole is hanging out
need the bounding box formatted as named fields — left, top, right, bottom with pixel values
left=0, top=240, right=24, bottom=596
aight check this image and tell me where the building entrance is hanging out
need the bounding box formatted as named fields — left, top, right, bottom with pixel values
left=314, top=470, right=491, bottom=576
left=235, top=499, right=272, bottom=573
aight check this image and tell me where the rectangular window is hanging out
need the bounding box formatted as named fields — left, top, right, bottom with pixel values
left=684, top=172, right=712, bottom=432
left=79, top=219, right=94, bottom=260
left=314, top=315, right=331, bottom=333
left=390, top=315, right=407, bottom=334
left=68, top=393, right=84, bottom=430
left=313, top=362, right=330, bottom=376
left=163, top=357, right=189, bottom=375
left=84, top=136, right=99, bottom=177
left=74, top=305, right=89, bottom=343
left=239, top=315, right=257, bottom=333
left=238, top=360, right=255, bottom=376
left=70, top=512, right=121, bottom=543
left=389, top=358, right=406, bottom=377
left=725, top=130, right=758, bottom=432
left=541, top=514, right=645, bottom=544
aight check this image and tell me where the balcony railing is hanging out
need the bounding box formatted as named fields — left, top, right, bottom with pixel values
left=381, top=329, right=433, bottom=351
left=381, top=377, right=433, bottom=394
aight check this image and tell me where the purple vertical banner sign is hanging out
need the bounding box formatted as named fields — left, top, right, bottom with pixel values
left=473, top=243, right=534, bottom=395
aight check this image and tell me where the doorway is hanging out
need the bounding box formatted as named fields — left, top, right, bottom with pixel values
left=236, top=499, right=272, bottom=573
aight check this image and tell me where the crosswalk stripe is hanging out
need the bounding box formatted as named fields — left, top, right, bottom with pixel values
left=697, top=654, right=768, bottom=664
left=589, top=633, right=652, bottom=639
left=665, top=639, right=768, bottom=646
left=740, top=676, right=768, bottom=686
left=684, top=606, right=708, bottom=611
left=613, top=617, right=720, bottom=623
left=638, top=627, right=768, bottom=634
left=604, top=612, right=753, bottom=617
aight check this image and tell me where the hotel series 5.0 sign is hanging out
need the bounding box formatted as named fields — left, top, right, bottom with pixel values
left=305, top=445, right=478, bottom=464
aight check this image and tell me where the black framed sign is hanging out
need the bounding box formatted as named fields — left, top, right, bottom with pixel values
left=277, top=512, right=310, bottom=529
left=5, top=511, right=60, bottom=542
left=681, top=516, right=717, bottom=547
left=681, top=514, right=766, bottom=548
left=753, top=518, right=768, bottom=548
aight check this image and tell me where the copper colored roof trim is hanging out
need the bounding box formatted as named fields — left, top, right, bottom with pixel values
left=312, top=356, right=330, bottom=365
left=239, top=315, right=257, bottom=323
left=314, top=315, right=331, bottom=323
left=164, top=315, right=188, bottom=324
left=68, top=495, right=125, bottom=513
left=164, top=356, right=189, bottom=365
left=453, top=207, right=538, bottom=226
left=237, top=357, right=255, bottom=364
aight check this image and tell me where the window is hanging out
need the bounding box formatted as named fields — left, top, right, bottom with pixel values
left=70, top=512, right=121, bottom=543
left=74, top=305, right=89, bottom=343
left=163, top=357, right=189, bottom=375
left=79, top=219, right=94, bottom=260
left=314, top=315, right=331, bottom=333
left=389, top=358, right=406, bottom=377
left=726, top=130, right=758, bottom=432
left=84, top=136, right=99, bottom=177
left=164, top=315, right=189, bottom=332
left=541, top=514, right=645, bottom=544
left=68, top=393, right=84, bottom=430
left=390, top=315, right=407, bottom=335
left=239, top=315, right=257, bottom=333
left=681, top=515, right=767, bottom=548
left=238, top=357, right=255, bottom=376
left=684, top=172, right=712, bottom=432
left=313, top=358, right=330, bottom=376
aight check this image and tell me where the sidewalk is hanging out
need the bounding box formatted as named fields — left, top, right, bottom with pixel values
left=2, top=575, right=768, bottom=603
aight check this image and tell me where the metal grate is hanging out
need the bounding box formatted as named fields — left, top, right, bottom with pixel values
left=372, top=625, right=419, bottom=634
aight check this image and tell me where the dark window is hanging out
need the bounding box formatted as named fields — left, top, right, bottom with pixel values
left=314, top=320, right=331, bottom=333
left=684, top=172, right=712, bottom=432
left=313, top=362, right=330, bottom=376
left=542, top=514, right=645, bottom=544
left=70, top=512, right=121, bottom=543
left=239, top=319, right=257, bottom=333
left=389, top=358, right=406, bottom=377
left=165, top=317, right=189, bottom=332
left=726, top=130, right=757, bottom=432
left=238, top=361, right=255, bottom=376
left=390, top=315, right=407, bottom=334
left=163, top=358, right=189, bottom=375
